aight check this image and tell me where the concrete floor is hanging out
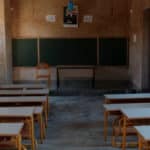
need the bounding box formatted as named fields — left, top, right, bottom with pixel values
left=37, top=96, right=137, bottom=150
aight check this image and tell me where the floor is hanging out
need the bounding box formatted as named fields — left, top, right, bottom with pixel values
left=37, top=96, right=137, bottom=150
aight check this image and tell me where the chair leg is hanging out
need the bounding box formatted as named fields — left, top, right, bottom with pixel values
left=112, top=126, right=117, bottom=147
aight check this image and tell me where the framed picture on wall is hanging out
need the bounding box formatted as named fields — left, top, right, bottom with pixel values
left=63, top=5, right=79, bottom=28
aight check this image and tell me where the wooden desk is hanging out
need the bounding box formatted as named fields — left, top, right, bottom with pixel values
left=0, top=96, right=48, bottom=126
left=134, top=126, right=150, bottom=150
left=0, top=123, right=24, bottom=150
left=103, top=103, right=150, bottom=142
left=0, top=89, right=49, bottom=96
left=0, top=98, right=46, bottom=143
left=0, top=89, right=49, bottom=124
left=0, top=107, right=35, bottom=150
left=0, top=83, right=47, bottom=90
left=104, top=93, right=150, bottom=104
left=56, top=66, right=95, bottom=89
left=121, top=108, right=150, bottom=150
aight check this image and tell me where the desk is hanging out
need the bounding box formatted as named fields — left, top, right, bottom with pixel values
left=0, top=107, right=35, bottom=150
left=0, top=96, right=48, bottom=126
left=0, top=89, right=49, bottom=96
left=121, top=108, right=150, bottom=150
left=103, top=103, right=150, bottom=142
left=56, top=66, right=95, bottom=89
left=0, top=123, right=24, bottom=150
left=0, top=89, right=49, bottom=124
left=134, top=126, right=150, bottom=150
left=0, top=83, right=47, bottom=90
left=0, top=105, right=45, bottom=143
left=104, top=93, right=150, bottom=104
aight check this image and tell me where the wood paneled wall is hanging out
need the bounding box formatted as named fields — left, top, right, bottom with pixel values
left=0, top=0, right=12, bottom=83
left=129, top=0, right=150, bottom=89
left=10, top=0, right=130, bottom=38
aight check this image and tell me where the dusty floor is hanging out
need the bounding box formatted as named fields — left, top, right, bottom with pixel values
left=37, top=96, right=137, bottom=150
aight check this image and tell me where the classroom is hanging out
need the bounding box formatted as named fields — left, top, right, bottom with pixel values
left=0, top=0, right=150, bottom=150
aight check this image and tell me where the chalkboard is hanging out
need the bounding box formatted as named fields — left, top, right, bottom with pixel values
left=40, top=38, right=97, bottom=65
left=12, top=39, right=37, bottom=66
left=99, top=38, right=128, bottom=66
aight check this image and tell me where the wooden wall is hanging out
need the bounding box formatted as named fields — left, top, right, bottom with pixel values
left=0, top=0, right=12, bottom=83
left=10, top=0, right=131, bottom=87
left=10, top=0, right=130, bottom=38
left=129, top=0, right=150, bottom=89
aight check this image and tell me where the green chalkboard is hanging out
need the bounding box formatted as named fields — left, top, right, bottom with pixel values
left=40, top=38, right=97, bottom=65
left=12, top=39, right=37, bottom=66
left=99, top=38, right=128, bottom=66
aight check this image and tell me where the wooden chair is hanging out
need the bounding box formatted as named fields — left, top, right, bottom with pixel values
left=35, top=63, right=51, bottom=87
left=112, top=116, right=136, bottom=147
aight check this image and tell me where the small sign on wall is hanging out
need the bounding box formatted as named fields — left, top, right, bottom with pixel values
left=45, top=15, right=56, bottom=23
left=83, top=15, right=93, bottom=23
left=63, top=5, right=79, bottom=28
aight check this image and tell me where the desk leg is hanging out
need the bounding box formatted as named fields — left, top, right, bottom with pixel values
left=138, top=135, right=142, bottom=150
left=38, top=113, right=45, bottom=143
left=56, top=67, right=59, bottom=90
left=44, top=102, right=48, bottom=127
left=122, top=116, right=127, bottom=150
left=92, top=68, right=95, bottom=88
left=104, top=111, right=108, bottom=142
left=17, top=134, right=22, bottom=150
left=30, top=117, right=36, bottom=150
left=46, top=96, right=49, bottom=117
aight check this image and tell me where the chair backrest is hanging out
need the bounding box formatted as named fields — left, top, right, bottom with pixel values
left=35, top=63, right=51, bottom=87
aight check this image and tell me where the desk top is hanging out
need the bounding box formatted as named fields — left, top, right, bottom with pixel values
left=34, top=106, right=43, bottom=114
left=0, top=107, right=34, bottom=117
left=0, top=83, right=47, bottom=89
left=0, top=123, right=24, bottom=136
left=135, top=126, right=150, bottom=140
left=121, top=108, right=150, bottom=119
left=104, top=103, right=150, bottom=111
left=0, top=106, right=43, bottom=115
left=0, top=96, right=46, bottom=103
left=0, top=89, right=49, bottom=95
left=105, top=93, right=150, bottom=100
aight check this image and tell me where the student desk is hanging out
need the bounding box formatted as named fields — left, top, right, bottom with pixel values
left=121, top=108, right=150, bottom=150
left=0, top=107, right=35, bottom=150
left=134, top=126, right=150, bottom=150
left=103, top=103, right=150, bottom=142
left=0, top=123, right=24, bottom=150
left=0, top=89, right=49, bottom=96
left=0, top=89, right=49, bottom=123
left=104, top=93, right=150, bottom=104
left=0, top=83, right=47, bottom=90
left=0, top=96, right=48, bottom=126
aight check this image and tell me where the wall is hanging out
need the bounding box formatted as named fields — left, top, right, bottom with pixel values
left=11, top=0, right=129, bottom=38
left=129, top=0, right=150, bottom=89
left=11, top=0, right=130, bottom=88
left=0, top=0, right=12, bottom=83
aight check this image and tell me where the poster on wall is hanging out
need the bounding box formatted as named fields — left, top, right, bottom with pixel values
left=63, top=5, right=79, bottom=28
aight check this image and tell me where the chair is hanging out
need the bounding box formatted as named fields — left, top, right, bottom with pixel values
left=112, top=116, right=136, bottom=147
left=35, top=63, right=51, bottom=87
